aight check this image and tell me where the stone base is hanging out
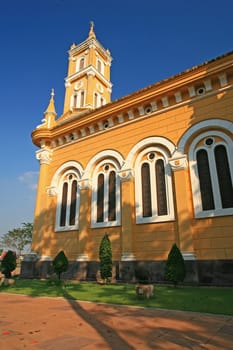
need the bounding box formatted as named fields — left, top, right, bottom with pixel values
left=20, top=258, right=233, bottom=286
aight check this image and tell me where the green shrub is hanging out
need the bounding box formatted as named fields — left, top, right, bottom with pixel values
left=0, top=250, right=17, bottom=278
left=52, top=251, right=69, bottom=280
left=164, top=243, right=186, bottom=287
left=99, top=233, right=112, bottom=283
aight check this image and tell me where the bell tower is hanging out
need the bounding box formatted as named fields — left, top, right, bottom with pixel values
left=63, top=22, right=112, bottom=116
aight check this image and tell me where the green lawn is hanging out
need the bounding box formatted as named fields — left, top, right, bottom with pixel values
left=1, top=278, right=233, bottom=316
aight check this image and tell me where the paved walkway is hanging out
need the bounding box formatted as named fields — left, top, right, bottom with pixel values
left=0, top=293, right=233, bottom=349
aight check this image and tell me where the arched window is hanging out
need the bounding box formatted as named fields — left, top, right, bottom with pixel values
left=91, top=160, right=120, bottom=227
left=94, top=92, right=98, bottom=108
left=80, top=91, right=85, bottom=107
left=76, top=57, right=85, bottom=72
left=56, top=170, right=81, bottom=231
left=135, top=147, right=174, bottom=223
left=71, top=91, right=85, bottom=109
left=189, top=132, right=233, bottom=218
left=73, top=94, right=78, bottom=108
left=97, top=59, right=104, bottom=74
left=93, top=92, right=105, bottom=108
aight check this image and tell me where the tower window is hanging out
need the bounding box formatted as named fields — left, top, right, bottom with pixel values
left=76, top=57, right=85, bottom=72
left=97, top=59, right=104, bottom=74
left=80, top=91, right=85, bottom=107
left=71, top=91, right=85, bottom=109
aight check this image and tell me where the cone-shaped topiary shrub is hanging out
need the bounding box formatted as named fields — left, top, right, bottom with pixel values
left=164, top=243, right=186, bottom=287
left=99, top=233, right=112, bottom=283
left=0, top=250, right=17, bottom=278
left=52, top=251, right=69, bottom=280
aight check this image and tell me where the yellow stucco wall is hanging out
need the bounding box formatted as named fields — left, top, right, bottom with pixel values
left=31, top=35, right=233, bottom=263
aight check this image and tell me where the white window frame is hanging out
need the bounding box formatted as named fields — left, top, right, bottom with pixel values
left=93, top=91, right=105, bottom=108
left=189, top=130, right=233, bottom=218
left=70, top=90, right=85, bottom=109
left=76, top=56, right=85, bottom=72
left=96, top=58, right=104, bottom=74
left=135, top=146, right=175, bottom=224
left=91, top=159, right=121, bottom=228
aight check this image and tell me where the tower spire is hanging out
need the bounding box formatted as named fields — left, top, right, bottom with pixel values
left=43, top=88, right=57, bottom=128
left=88, top=20, right=96, bottom=38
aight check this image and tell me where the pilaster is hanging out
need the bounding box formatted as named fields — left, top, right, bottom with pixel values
left=31, top=148, right=52, bottom=253
left=76, top=180, right=90, bottom=261
left=120, top=171, right=136, bottom=261
left=169, top=152, right=195, bottom=257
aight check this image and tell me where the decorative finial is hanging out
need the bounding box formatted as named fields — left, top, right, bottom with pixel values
left=90, top=20, right=94, bottom=31
left=88, top=20, right=96, bottom=38
left=44, top=88, right=57, bottom=118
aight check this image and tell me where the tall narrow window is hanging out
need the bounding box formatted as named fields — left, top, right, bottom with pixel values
left=189, top=131, right=233, bottom=218
left=80, top=91, right=85, bottom=107
left=69, top=180, right=77, bottom=225
left=196, top=149, right=214, bottom=210
left=215, top=145, right=233, bottom=208
left=60, top=183, right=68, bottom=226
left=97, top=59, right=102, bottom=73
left=55, top=169, right=81, bottom=231
left=135, top=149, right=174, bottom=223
left=141, top=163, right=152, bottom=217
left=73, top=94, right=77, bottom=108
left=92, top=160, right=121, bottom=227
left=155, top=159, right=168, bottom=215
left=97, top=174, right=104, bottom=222
left=79, top=57, right=85, bottom=70
left=94, top=93, right=98, bottom=108
left=108, top=171, right=116, bottom=221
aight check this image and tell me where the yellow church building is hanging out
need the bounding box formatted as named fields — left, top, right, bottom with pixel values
left=26, top=24, right=233, bottom=284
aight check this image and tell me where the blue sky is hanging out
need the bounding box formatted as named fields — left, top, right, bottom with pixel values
left=0, top=0, right=232, bottom=237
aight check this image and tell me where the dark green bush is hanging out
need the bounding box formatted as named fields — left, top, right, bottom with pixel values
left=52, top=251, right=69, bottom=280
left=0, top=250, right=17, bottom=278
left=99, top=233, right=112, bottom=283
left=164, top=243, right=186, bottom=287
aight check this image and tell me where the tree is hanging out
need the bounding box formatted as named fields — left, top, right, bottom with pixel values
left=52, top=251, right=69, bottom=280
left=0, top=250, right=17, bottom=278
left=99, top=233, right=112, bottom=283
left=164, top=243, right=186, bottom=287
left=0, top=222, right=33, bottom=256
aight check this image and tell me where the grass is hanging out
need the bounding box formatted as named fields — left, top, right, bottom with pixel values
left=1, top=278, right=233, bottom=315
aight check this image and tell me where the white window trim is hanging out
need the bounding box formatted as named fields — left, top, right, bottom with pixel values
left=50, top=161, right=84, bottom=232
left=55, top=169, right=81, bottom=232
left=70, top=91, right=85, bottom=109
left=91, top=159, right=121, bottom=228
left=189, top=130, right=233, bottom=218
left=93, top=91, right=105, bottom=108
left=135, top=146, right=175, bottom=224
left=96, top=58, right=104, bottom=75
left=76, top=56, right=85, bottom=72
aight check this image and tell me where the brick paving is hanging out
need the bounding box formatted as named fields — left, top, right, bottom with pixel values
left=0, top=293, right=233, bottom=349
